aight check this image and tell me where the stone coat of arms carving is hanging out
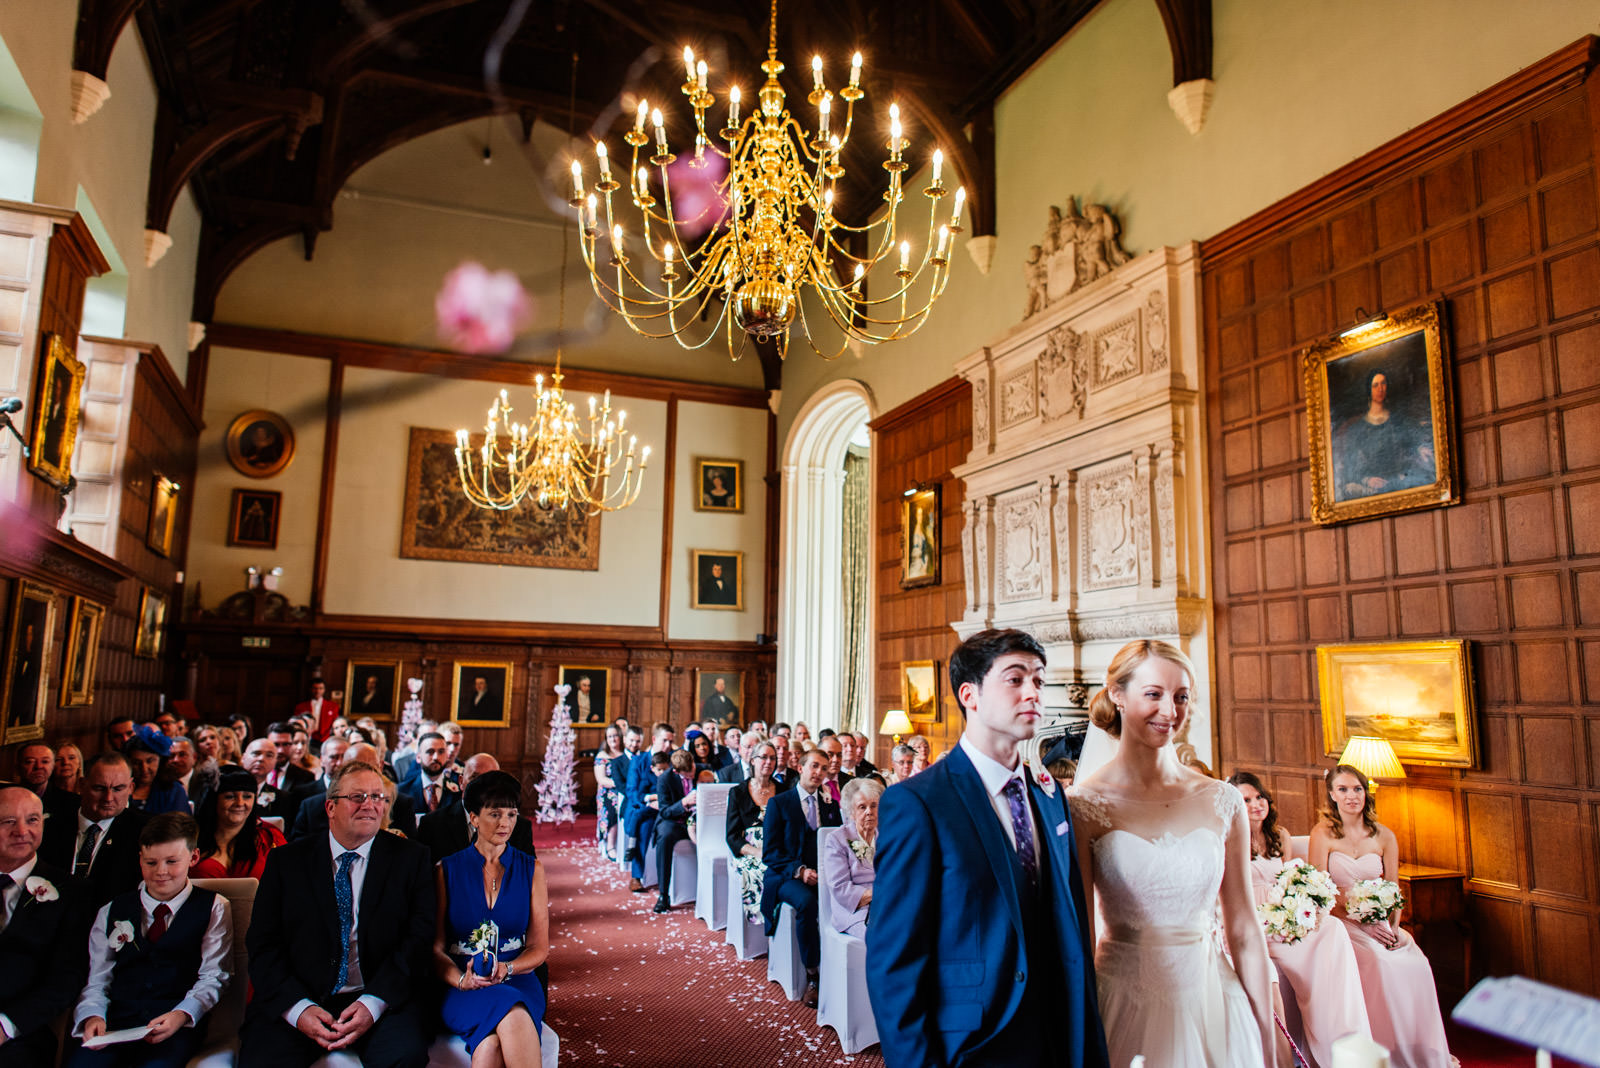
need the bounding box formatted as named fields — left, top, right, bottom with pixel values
left=1024, top=196, right=1133, bottom=318
left=1037, top=323, right=1087, bottom=423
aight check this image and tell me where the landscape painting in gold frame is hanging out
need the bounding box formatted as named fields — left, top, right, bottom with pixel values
left=902, top=659, right=939, bottom=724
left=1317, top=639, right=1477, bottom=769
left=1303, top=300, right=1456, bottom=526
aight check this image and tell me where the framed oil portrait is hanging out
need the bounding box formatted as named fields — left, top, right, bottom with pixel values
left=557, top=665, right=610, bottom=727
left=1304, top=300, right=1457, bottom=525
left=134, top=587, right=167, bottom=660
left=690, top=549, right=744, bottom=611
left=228, top=488, right=281, bottom=549
left=902, top=659, right=939, bottom=724
left=1317, top=639, right=1477, bottom=769
left=695, top=458, right=744, bottom=513
left=28, top=333, right=85, bottom=492
left=695, top=669, right=743, bottom=727
left=452, top=660, right=513, bottom=728
left=225, top=409, right=295, bottom=479
left=345, top=660, right=401, bottom=721
left=901, top=484, right=941, bottom=589
left=60, top=597, right=104, bottom=707
left=146, top=474, right=180, bottom=557
left=2, top=583, right=56, bottom=743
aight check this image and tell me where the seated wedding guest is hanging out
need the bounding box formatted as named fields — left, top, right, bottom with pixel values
left=433, top=771, right=547, bottom=1066
left=240, top=738, right=296, bottom=823
left=885, top=744, right=916, bottom=785
left=105, top=718, right=138, bottom=753
left=54, top=742, right=86, bottom=795
left=390, top=720, right=438, bottom=783
left=792, top=722, right=812, bottom=745
left=1046, top=758, right=1078, bottom=786
left=686, top=732, right=717, bottom=778
left=415, top=755, right=535, bottom=865
left=840, top=732, right=878, bottom=781
left=290, top=725, right=319, bottom=776
left=822, top=777, right=881, bottom=939
left=437, top=723, right=466, bottom=781
left=43, top=752, right=150, bottom=907
left=125, top=727, right=190, bottom=816
left=717, top=731, right=761, bottom=785
left=225, top=714, right=252, bottom=751
left=0, top=786, right=95, bottom=1066
left=193, top=769, right=287, bottom=880
left=726, top=741, right=783, bottom=861
left=68, top=812, right=232, bottom=1068
left=722, top=725, right=742, bottom=759
left=623, top=723, right=674, bottom=892
left=214, top=726, right=243, bottom=768
left=13, top=739, right=77, bottom=814
left=651, top=751, right=699, bottom=914
left=398, top=733, right=460, bottom=823
left=1310, top=765, right=1453, bottom=1068
left=289, top=736, right=349, bottom=840
left=770, top=736, right=793, bottom=785
left=291, top=744, right=412, bottom=841
left=240, top=760, right=435, bottom=1067
left=594, top=726, right=626, bottom=862
left=1229, top=771, right=1369, bottom=1068
left=266, top=723, right=315, bottom=795
left=905, top=734, right=931, bottom=772
left=762, top=748, right=840, bottom=1008
left=816, top=736, right=850, bottom=803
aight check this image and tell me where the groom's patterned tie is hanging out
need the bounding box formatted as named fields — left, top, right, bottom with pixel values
left=1002, top=779, right=1038, bottom=888
left=333, top=850, right=359, bottom=995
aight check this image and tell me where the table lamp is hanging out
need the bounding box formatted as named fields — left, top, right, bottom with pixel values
left=1337, top=735, right=1405, bottom=792
left=879, top=708, right=912, bottom=745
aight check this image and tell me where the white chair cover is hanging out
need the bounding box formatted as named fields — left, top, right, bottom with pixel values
left=641, top=835, right=659, bottom=889
left=424, top=1023, right=560, bottom=1068
left=618, top=832, right=633, bottom=872
left=668, top=838, right=697, bottom=906
left=694, top=784, right=733, bottom=930
left=724, top=861, right=768, bottom=960
left=815, top=827, right=879, bottom=1053
left=767, top=904, right=807, bottom=1001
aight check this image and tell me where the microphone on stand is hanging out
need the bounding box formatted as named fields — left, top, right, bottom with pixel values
left=0, top=397, right=22, bottom=414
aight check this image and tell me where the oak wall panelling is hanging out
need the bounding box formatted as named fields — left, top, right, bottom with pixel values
left=1204, top=36, right=1600, bottom=997
left=869, top=377, right=971, bottom=769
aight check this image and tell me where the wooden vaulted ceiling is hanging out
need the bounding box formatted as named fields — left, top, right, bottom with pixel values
left=74, top=0, right=1211, bottom=325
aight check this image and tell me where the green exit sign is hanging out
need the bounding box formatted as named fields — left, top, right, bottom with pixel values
left=241, top=636, right=271, bottom=649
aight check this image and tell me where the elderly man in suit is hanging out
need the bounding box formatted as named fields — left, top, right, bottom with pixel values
left=0, top=786, right=94, bottom=1066
left=716, top=731, right=762, bottom=785
left=241, top=761, right=435, bottom=1067
left=761, top=747, right=840, bottom=1008
left=866, top=628, right=1109, bottom=1068
left=290, top=744, right=412, bottom=842
left=40, top=752, right=148, bottom=907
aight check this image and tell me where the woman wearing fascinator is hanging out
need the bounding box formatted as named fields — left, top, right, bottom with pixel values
left=1068, top=639, right=1276, bottom=1068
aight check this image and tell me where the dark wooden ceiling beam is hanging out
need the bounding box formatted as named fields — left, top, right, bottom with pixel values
left=1152, top=0, right=1213, bottom=85
left=935, top=0, right=1001, bottom=66
left=73, top=0, right=149, bottom=80
left=360, top=65, right=605, bottom=124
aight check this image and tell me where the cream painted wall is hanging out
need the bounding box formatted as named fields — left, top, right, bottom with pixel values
left=774, top=0, right=1600, bottom=444
left=0, top=3, right=200, bottom=377
left=321, top=365, right=671, bottom=625
left=189, top=348, right=329, bottom=608
left=215, top=121, right=765, bottom=389
left=668, top=401, right=769, bottom=641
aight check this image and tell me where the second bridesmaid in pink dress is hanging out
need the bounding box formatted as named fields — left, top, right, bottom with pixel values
left=1309, top=764, right=1454, bottom=1068
left=1229, top=771, right=1370, bottom=1068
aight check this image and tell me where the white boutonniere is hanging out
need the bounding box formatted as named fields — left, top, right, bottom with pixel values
left=257, top=788, right=276, bottom=807
left=23, top=875, right=58, bottom=903
left=1035, top=770, right=1057, bottom=798
left=110, top=919, right=137, bottom=952
left=847, top=837, right=874, bottom=865
left=445, top=780, right=460, bottom=793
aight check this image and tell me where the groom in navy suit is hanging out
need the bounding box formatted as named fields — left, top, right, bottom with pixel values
left=867, top=629, right=1109, bottom=1068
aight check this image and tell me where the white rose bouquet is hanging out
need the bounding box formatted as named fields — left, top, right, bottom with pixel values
left=1344, top=878, right=1405, bottom=924
left=1257, top=859, right=1339, bottom=944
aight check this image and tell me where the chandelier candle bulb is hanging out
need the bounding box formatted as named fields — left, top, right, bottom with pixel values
left=899, top=240, right=910, bottom=274
left=570, top=159, right=584, bottom=201
left=696, top=59, right=708, bottom=93
left=635, top=99, right=648, bottom=134
left=683, top=46, right=696, bottom=83
left=596, top=142, right=612, bottom=182
left=652, top=109, right=667, bottom=152
left=728, top=85, right=741, bottom=127
left=812, top=55, right=824, bottom=93
left=932, top=148, right=943, bottom=185
left=849, top=52, right=862, bottom=89
left=819, top=93, right=831, bottom=137
left=584, top=194, right=597, bottom=233
left=952, top=186, right=966, bottom=231
left=937, top=225, right=949, bottom=260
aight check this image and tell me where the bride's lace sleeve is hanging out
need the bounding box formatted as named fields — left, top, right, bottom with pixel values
left=1212, top=780, right=1245, bottom=839
left=1067, top=789, right=1114, bottom=833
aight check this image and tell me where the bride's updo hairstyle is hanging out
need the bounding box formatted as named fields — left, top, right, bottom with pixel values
left=1088, top=638, right=1197, bottom=739
left=1320, top=763, right=1380, bottom=839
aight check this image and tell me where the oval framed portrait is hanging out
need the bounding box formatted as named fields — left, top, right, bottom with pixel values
left=225, top=409, right=295, bottom=479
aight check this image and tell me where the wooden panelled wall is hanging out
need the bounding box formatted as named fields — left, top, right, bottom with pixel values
left=869, top=377, right=971, bottom=768
left=1205, top=40, right=1600, bottom=997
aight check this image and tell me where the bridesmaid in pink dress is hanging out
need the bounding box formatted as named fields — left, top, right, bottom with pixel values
left=1308, top=764, right=1454, bottom=1068
left=1229, top=772, right=1370, bottom=1068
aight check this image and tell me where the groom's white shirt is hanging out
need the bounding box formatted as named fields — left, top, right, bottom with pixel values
left=959, top=735, right=1038, bottom=855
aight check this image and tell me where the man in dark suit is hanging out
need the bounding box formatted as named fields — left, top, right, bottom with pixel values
left=0, top=786, right=94, bottom=1066
left=288, top=736, right=348, bottom=840
left=413, top=754, right=533, bottom=864
left=761, top=747, right=840, bottom=1008
left=840, top=731, right=880, bottom=781
left=11, top=740, right=78, bottom=815
left=396, top=732, right=459, bottom=827
left=267, top=721, right=315, bottom=794
left=623, top=723, right=673, bottom=891
left=816, top=735, right=852, bottom=804
left=40, top=752, right=149, bottom=907
left=650, top=751, right=698, bottom=914
left=716, top=732, right=761, bottom=785
left=867, top=628, right=1109, bottom=1068
left=241, top=737, right=300, bottom=824
left=240, top=761, right=435, bottom=1067
left=291, top=743, right=414, bottom=841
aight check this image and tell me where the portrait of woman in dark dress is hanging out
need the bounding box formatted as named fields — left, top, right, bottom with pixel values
left=1331, top=361, right=1436, bottom=502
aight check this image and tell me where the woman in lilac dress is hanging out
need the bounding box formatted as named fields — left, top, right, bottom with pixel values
left=434, top=771, right=548, bottom=1067
left=822, top=777, right=881, bottom=938
left=1230, top=771, right=1370, bottom=1068
left=1309, top=765, right=1452, bottom=1068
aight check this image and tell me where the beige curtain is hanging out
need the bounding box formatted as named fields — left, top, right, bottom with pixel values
left=839, top=444, right=871, bottom=733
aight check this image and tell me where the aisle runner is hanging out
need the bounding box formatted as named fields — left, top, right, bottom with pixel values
left=543, top=841, right=884, bottom=1067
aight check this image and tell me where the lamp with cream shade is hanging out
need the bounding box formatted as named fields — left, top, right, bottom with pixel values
left=1338, top=735, right=1406, bottom=790
left=879, top=708, right=913, bottom=745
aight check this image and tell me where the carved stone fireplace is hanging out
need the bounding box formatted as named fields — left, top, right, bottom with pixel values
left=953, top=234, right=1215, bottom=764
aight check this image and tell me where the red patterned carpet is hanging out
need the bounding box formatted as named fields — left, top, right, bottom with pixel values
left=532, top=817, right=1567, bottom=1068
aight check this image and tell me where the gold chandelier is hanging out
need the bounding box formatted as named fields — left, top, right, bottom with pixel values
left=571, top=0, right=964, bottom=361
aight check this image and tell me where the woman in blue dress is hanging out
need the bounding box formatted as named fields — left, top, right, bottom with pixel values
left=433, top=770, right=549, bottom=1066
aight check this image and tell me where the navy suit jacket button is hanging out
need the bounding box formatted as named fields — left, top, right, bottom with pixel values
left=1015, top=969, right=1025, bottom=982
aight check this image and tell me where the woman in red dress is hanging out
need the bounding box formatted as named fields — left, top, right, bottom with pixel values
left=193, top=767, right=286, bottom=879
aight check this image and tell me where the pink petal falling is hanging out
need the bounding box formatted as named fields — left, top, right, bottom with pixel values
left=434, top=261, right=533, bottom=354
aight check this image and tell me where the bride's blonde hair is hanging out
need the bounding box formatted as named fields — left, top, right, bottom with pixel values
left=1087, top=638, right=1197, bottom=739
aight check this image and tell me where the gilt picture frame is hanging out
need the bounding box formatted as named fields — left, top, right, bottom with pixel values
left=225, top=409, right=296, bottom=479
left=901, top=485, right=941, bottom=589
left=694, top=457, right=744, bottom=513
left=27, top=333, right=85, bottom=493
left=695, top=669, right=744, bottom=728
left=557, top=665, right=610, bottom=728
left=228, top=488, right=281, bottom=549
left=1303, top=300, right=1457, bottom=526
left=1317, top=639, right=1478, bottom=769
left=451, top=660, right=514, bottom=728
left=134, top=587, right=167, bottom=660
left=1, top=582, right=55, bottom=743
left=690, top=549, right=744, bottom=611
left=345, top=660, right=401, bottom=721
left=902, top=659, right=939, bottom=724
left=146, top=474, right=180, bottom=557
left=61, top=597, right=104, bottom=708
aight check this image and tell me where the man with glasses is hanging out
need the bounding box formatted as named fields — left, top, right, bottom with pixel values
left=40, top=752, right=148, bottom=907
left=241, top=761, right=434, bottom=1066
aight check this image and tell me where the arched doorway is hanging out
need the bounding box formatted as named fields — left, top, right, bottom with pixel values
left=777, top=380, right=875, bottom=733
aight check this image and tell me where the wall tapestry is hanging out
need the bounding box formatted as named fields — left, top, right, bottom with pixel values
left=400, top=427, right=601, bottom=569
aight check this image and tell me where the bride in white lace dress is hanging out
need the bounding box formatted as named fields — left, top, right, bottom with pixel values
left=1069, top=639, right=1277, bottom=1068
